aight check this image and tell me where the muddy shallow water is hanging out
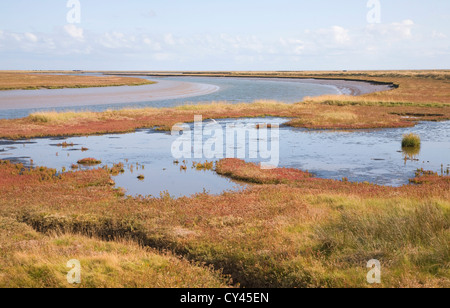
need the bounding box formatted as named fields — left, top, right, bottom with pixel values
left=1, top=118, right=449, bottom=197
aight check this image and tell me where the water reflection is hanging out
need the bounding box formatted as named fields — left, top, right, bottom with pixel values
left=402, top=146, right=421, bottom=163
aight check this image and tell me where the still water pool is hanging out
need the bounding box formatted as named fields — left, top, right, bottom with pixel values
left=1, top=118, right=449, bottom=197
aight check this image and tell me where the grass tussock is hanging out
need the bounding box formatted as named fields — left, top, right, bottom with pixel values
left=402, top=133, right=422, bottom=148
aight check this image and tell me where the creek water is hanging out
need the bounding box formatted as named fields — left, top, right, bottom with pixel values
left=1, top=118, right=449, bottom=197
left=0, top=76, right=352, bottom=119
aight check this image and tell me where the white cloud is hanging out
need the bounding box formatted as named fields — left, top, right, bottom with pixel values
left=310, top=25, right=352, bottom=48
left=99, top=32, right=129, bottom=49
left=432, top=31, right=447, bottom=39
left=43, top=38, right=56, bottom=50
left=1, top=18, right=448, bottom=70
left=280, top=38, right=305, bottom=55
left=331, top=26, right=350, bottom=44
left=11, top=33, right=22, bottom=42
left=64, top=24, right=84, bottom=40
left=392, top=19, right=414, bottom=39
left=98, top=32, right=165, bottom=51
left=153, top=53, right=170, bottom=61
left=25, top=32, right=38, bottom=43
left=216, top=34, right=266, bottom=54
left=366, top=19, right=415, bottom=41
left=164, top=33, right=176, bottom=45
left=143, top=37, right=162, bottom=51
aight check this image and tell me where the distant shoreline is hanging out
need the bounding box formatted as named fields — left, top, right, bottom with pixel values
left=0, top=72, right=155, bottom=91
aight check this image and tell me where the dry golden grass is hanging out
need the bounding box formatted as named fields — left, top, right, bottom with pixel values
left=0, top=217, right=230, bottom=288
left=0, top=160, right=448, bottom=288
left=0, top=72, right=154, bottom=90
left=28, top=111, right=99, bottom=123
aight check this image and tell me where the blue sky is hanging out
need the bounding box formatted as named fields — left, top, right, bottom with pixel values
left=0, top=0, right=449, bottom=70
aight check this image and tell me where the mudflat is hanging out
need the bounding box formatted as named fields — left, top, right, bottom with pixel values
left=0, top=78, right=219, bottom=110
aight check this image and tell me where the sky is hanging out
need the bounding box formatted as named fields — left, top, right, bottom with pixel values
left=0, top=0, right=449, bottom=70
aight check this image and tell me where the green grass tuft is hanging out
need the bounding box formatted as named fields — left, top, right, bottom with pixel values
left=402, top=133, right=421, bottom=148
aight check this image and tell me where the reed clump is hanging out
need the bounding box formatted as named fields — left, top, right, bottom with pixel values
left=402, top=133, right=421, bottom=148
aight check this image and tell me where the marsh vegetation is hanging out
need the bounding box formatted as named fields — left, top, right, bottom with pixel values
left=0, top=71, right=449, bottom=288
left=0, top=159, right=448, bottom=288
left=0, top=72, right=155, bottom=91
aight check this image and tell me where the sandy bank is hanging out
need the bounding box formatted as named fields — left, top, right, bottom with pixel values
left=0, top=79, right=219, bottom=110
